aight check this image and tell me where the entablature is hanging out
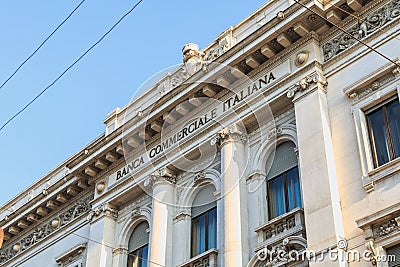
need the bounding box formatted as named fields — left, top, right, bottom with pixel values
left=0, top=175, right=93, bottom=250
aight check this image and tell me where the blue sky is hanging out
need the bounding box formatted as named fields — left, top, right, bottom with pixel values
left=0, top=0, right=267, bottom=205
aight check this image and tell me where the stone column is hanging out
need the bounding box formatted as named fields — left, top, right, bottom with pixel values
left=112, top=247, right=128, bottom=267
left=216, top=123, right=250, bottom=267
left=148, top=167, right=175, bottom=267
left=86, top=203, right=118, bottom=267
left=172, top=211, right=191, bottom=266
left=247, top=171, right=267, bottom=252
left=288, top=72, right=346, bottom=266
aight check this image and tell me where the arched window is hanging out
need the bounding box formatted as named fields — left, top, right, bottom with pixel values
left=266, top=142, right=302, bottom=219
left=191, top=184, right=217, bottom=257
left=127, top=221, right=149, bottom=267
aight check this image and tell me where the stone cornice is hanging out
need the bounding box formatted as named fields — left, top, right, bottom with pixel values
left=320, top=0, right=390, bottom=43
left=1, top=174, right=77, bottom=224
left=0, top=194, right=93, bottom=265
left=147, top=1, right=315, bottom=116
left=322, top=0, right=400, bottom=69
left=55, top=243, right=86, bottom=266
left=356, top=202, right=400, bottom=230
left=347, top=71, right=397, bottom=101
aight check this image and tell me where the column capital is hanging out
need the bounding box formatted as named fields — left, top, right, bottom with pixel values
left=112, top=246, right=128, bottom=256
left=247, top=171, right=267, bottom=181
left=212, top=123, right=247, bottom=146
left=287, top=71, right=328, bottom=100
left=87, top=202, right=118, bottom=223
left=146, top=166, right=177, bottom=187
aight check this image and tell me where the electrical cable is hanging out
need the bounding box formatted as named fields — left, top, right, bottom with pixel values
left=329, top=2, right=400, bottom=42
left=0, top=0, right=144, bottom=133
left=292, top=0, right=400, bottom=68
left=0, top=0, right=86, bottom=92
left=0, top=197, right=163, bottom=266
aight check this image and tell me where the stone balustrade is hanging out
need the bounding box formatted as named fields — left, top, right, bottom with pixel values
left=178, top=249, right=218, bottom=267
left=255, top=207, right=306, bottom=252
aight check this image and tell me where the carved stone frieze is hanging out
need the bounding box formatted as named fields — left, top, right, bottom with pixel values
left=348, top=72, right=396, bottom=101
left=287, top=72, right=328, bottom=99
left=0, top=195, right=93, bottom=265
left=373, top=217, right=400, bottom=238
left=204, top=38, right=232, bottom=63
left=323, top=0, right=400, bottom=61
left=170, top=67, right=189, bottom=88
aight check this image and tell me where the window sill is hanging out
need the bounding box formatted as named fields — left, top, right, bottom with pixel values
left=177, top=249, right=218, bottom=267
left=362, top=157, right=400, bottom=192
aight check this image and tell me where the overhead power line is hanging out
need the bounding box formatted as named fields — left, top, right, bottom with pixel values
left=0, top=0, right=86, bottom=92
left=0, top=205, right=163, bottom=266
left=0, top=0, right=144, bottom=133
left=292, top=0, right=400, bottom=68
left=329, top=2, right=400, bottom=42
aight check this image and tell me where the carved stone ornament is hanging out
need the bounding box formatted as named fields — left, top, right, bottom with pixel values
left=87, top=202, right=118, bottom=222
left=212, top=123, right=247, bottom=146
left=182, top=43, right=205, bottom=76
left=267, top=128, right=283, bottom=140
left=348, top=72, right=396, bottom=101
left=145, top=167, right=177, bottom=186
left=287, top=72, right=328, bottom=99
left=96, top=181, right=106, bottom=194
left=193, top=171, right=206, bottom=184
left=158, top=35, right=232, bottom=96
left=323, top=0, right=400, bottom=61
left=365, top=240, right=379, bottom=265
left=113, top=246, right=128, bottom=256
left=131, top=208, right=142, bottom=218
left=0, top=195, right=93, bottom=264
left=295, top=51, right=309, bottom=67
left=204, top=36, right=232, bottom=63
left=51, top=218, right=61, bottom=229
left=373, top=217, right=400, bottom=238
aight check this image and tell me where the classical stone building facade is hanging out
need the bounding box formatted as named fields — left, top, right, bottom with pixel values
left=1, top=0, right=400, bottom=266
